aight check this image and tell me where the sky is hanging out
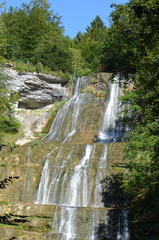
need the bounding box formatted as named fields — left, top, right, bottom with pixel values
left=2, top=0, right=128, bottom=38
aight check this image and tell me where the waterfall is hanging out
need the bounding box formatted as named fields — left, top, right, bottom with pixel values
left=94, top=144, right=108, bottom=207
left=35, top=146, right=58, bottom=203
left=117, top=210, right=129, bottom=240
left=98, top=76, right=124, bottom=143
left=35, top=74, right=129, bottom=240
left=44, top=77, right=90, bottom=142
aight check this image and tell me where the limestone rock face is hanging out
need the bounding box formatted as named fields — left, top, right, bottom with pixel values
left=0, top=72, right=129, bottom=240
left=19, top=78, right=68, bottom=108
left=3, top=68, right=68, bottom=109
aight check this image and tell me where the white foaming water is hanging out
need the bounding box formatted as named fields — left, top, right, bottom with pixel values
left=67, top=144, right=93, bottom=207
left=35, top=146, right=73, bottom=204
left=35, top=146, right=58, bottom=204
left=117, top=210, right=129, bottom=240
left=94, top=144, right=108, bottom=207
left=43, top=77, right=88, bottom=142
left=51, top=145, right=96, bottom=239
left=98, top=77, right=124, bottom=143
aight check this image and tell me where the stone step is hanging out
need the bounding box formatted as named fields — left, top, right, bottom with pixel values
left=1, top=202, right=118, bottom=217
left=1, top=203, right=127, bottom=239
left=1, top=203, right=56, bottom=218
left=0, top=225, right=53, bottom=240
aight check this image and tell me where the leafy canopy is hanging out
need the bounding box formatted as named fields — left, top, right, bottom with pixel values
left=101, top=0, right=159, bottom=220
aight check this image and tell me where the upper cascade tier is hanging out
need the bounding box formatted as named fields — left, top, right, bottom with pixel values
left=44, top=73, right=127, bottom=144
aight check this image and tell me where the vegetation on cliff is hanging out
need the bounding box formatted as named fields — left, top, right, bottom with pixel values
left=0, top=72, right=20, bottom=143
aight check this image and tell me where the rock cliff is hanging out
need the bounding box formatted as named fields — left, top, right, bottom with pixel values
left=3, top=67, right=68, bottom=109
left=0, top=72, right=130, bottom=240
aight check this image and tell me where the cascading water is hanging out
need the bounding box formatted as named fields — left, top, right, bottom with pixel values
left=98, top=76, right=125, bottom=143
left=94, top=144, right=108, bottom=207
left=43, top=77, right=91, bottom=142
left=35, top=74, right=129, bottom=240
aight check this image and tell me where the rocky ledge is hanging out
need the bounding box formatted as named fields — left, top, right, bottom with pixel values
left=3, top=68, right=69, bottom=109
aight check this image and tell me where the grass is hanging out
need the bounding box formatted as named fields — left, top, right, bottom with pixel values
left=81, top=85, right=106, bottom=100
left=31, top=140, right=41, bottom=147
left=1, top=163, right=7, bottom=167
left=1, top=126, right=24, bottom=146
left=34, top=132, right=46, bottom=137
left=14, top=60, right=71, bottom=80
left=0, top=201, right=9, bottom=205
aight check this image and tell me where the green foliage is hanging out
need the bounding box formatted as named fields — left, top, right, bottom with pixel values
left=0, top=201, right=9, bottom=205
left=1, top=2, right=107, bottom=76
left=0, top=15, right=7, bottom=60
left=1, top=0, right=64, bottom=61
left=86, top=15, right=107, bottom=42
left=15, top=60, right=37, bottom=73
left=0, top=72, right=20, bottom=142
left=0, top=1, right=73, bottom=75
left=14, top=60, right=51, bottom=74
left=68, top=47, right=90, bottom=78
left=102, top=0, right=159, bottom=221
left=122, top=123, right=159, bottom=219
left=32, top=32, right=72, bottom=72
left=14, top=60, right=71, bottom=80
left=31, top=139, right=40, bottom=147
left=73, top=15, right=107, bottom=73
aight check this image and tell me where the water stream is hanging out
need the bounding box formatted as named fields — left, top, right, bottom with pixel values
left=98, top=76, right=124, bottom=143
left=35, top=75, right=129, bottom=239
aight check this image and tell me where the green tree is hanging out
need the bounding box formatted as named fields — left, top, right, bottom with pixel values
left=32, top=32, right=72, bottom=72
left=86, top=15, right=107, bottom=41
left=69, top=47, right=90, bottom=78
left=2, top=0, right=63, bottom=60
left=74, top=31, right=83, bottom=44
left=74, top=15, right=107, bottom=72
left=0, top=73, right=19, bottom=139
left=101, top=0, right=159, bottom=220
left=0, top=3, right=7, bottom=60
left=0, top=16, right=7, bottom=60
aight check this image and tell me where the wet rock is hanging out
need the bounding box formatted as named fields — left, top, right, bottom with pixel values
left=7, top=203, right=55, bottom=218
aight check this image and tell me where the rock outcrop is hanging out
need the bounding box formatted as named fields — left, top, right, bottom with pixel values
left=3, top=68, right=68, bottom=109
left=1, top=67, right=69, bottom=145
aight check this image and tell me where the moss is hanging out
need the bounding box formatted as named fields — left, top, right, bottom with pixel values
left=31, top=140, right=41, bottom=147
left=0, top=201, right=9, bottom=205
left=26, top=216, right=53, bottom=220
left=0, top=223, right=23, bottom=229
left=42, top=100, right=68, bottom=134
left=34, top=132, right=46, bottom=138
left=1, top=163, right=7, bottom=167
left=81, top=85, right=107, bottom=100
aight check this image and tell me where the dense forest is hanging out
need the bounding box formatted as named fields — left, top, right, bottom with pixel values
left=0, top=0, right=159, bottom=227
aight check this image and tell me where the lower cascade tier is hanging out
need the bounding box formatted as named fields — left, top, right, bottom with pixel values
left=34, top=143, right=129, bottom=239
left=35, top=143, right=125, bottom=208
left=0, top=202, right=129, bottom=240
left=51, top=205, right=129, bottom=240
